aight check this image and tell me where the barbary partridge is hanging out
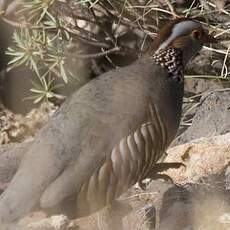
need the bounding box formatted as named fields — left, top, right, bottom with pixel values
left=0, top=18, right=216, bottom=226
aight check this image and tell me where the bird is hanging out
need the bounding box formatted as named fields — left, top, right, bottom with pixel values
left=0, top=18, right=216, bottom=227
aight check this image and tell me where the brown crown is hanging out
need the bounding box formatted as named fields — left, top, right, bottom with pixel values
left=146, top=18, right=197, bottom=56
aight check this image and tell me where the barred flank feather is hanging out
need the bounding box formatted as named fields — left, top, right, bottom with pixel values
left=76, top=103, right=168, bottom=216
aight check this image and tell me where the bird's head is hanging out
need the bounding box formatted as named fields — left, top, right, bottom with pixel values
left=152, top=18, right=217, bottom=65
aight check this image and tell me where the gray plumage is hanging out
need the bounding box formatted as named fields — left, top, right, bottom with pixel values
left=0, top=57, right=183, bottom=221
left=0, top=18, right=216, bottom=224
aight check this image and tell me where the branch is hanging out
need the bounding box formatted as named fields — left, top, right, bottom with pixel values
left=165, top=0, right=178, bottom=18
left=74, top=46, right=121, bottom=59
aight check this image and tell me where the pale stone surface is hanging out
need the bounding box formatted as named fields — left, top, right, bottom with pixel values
left=164, top=133, right=230, bottom=184
left=26, top=215, right=70, bottom=230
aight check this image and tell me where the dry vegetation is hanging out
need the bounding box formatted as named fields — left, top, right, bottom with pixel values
left=0, top=0, right=229, bottom=103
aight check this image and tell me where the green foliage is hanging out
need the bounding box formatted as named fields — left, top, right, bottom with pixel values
left=5, top=0, right=157, bottom=103
left=6, top=0, right=71, bottom=103
left=21, top=0, right=56, bottom=23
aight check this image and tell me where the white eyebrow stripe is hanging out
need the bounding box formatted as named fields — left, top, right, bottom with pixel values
left=156, top=20, right=200, bottom=52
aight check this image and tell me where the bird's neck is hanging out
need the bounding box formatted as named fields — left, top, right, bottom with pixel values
left=151, top=47, right=184, bottom=83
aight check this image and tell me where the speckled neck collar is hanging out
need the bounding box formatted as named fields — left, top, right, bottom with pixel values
left=151, top=47, right=184, bottom=83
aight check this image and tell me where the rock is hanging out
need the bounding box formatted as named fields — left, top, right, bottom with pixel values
left=165, top=132, right=230, bottom=185
left=158, top=183, right=230, bottom=230
left=218, top=213, right=230, bottom=224
left=158, top=186, right=193, bottom=230
left=19, top=215, right=79, bottom=230
left=0, top=223, right=27, bottom=230
left=0, top=103, right=56, bottom=144
left=1, top=215, right=79, bottom=230
left=26, top=215, right=70, bottom=230
left=157, top=132, right=230, bottom=229
left=175, top=91, right=230, bottom=145
left=184, top=78, right=224, bottom=96
left=18, top=212, right=48, bottom=227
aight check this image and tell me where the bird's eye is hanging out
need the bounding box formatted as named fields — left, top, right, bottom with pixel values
left=192, top=30, right=202, bottom=40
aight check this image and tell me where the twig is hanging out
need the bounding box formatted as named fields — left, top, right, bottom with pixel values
left=203, top=46, right=230, bottom=55
left=185, top=0, right=197, bottom=17
left=165, top=0, right=178, bottom=18
left=221, top=44, right=230, bottom=77
left=64, top=27, right=111, bottom=48
left=74, top=46, right=121, bottom=59
left=185, top=75, right=229, bottom=80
